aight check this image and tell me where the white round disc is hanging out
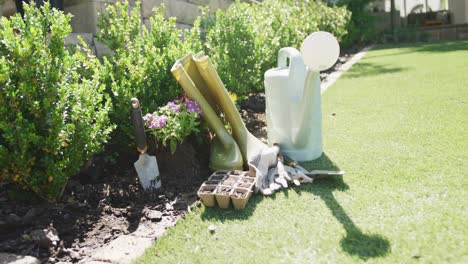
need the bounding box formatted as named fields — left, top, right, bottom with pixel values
left=300, top=31, right=340, bottom=72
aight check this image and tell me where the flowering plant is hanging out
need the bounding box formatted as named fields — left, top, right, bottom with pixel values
left=144, top=95, right=203, bottom=154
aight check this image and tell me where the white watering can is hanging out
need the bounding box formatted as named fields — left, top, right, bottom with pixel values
left=265, top=31, right=340, bottom=161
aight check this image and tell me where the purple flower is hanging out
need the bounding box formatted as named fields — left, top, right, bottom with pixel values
left=166, top=101, right=180, bottom=112
left=148, top=115, right=158, bottom=129
left=156, top=115, right=168, bottom=129
left=182, top=99, right=203, bottom=115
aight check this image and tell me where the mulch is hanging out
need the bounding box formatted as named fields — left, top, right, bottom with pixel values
left=0, top=142, right=207, bottom=263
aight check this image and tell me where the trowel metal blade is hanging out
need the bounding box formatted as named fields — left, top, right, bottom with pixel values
left=306, top=170, right=346, bottom=179
left=134, top=153, right=161, bottom=191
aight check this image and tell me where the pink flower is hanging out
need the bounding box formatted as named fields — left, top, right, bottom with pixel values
left=156, top=115, right=167, bottom=129
left=148, top=116, right=157, bottom=129
left=148, top=114, right=167, bottom=129
left=166, top=101, right=180, bottom=112
left=143, top=113, right=153, bottom=122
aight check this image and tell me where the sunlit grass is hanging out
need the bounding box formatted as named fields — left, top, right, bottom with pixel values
left=136, top=40, right=468, bottom=263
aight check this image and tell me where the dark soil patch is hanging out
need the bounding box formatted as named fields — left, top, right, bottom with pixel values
left=231, top=189, right=249, bottom=199
left=0, top=140, right=209, bottom=263
left=216, top=186, right=232, bottom=196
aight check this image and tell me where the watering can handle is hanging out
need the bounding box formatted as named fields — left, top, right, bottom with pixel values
left=277, top=47, right=307, bottom=101
left=277, top=47, right=306, bottom=77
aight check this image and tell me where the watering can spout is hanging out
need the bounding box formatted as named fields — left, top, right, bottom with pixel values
left=290, top=69, right=321, bottom=147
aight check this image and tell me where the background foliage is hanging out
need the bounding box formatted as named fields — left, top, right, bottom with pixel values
left=334, top=0, right=377, bottom=47
left=0, top=0, right=369, bottom=201
left=0, top=3, right=113, bottom=200
left=97, top=2, right=202, bottom=145
left=201, top=0, right=351, bottom=97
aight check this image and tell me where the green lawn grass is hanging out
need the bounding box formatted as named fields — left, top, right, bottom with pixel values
left=136, top=41, right=468, bottom=263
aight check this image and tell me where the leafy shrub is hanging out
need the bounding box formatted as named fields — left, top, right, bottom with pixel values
left=251, top=0, right=350, bottom=77
left=334, top=0, right=377, bottom=47
left=144, top=95, right=203, bottom=154
left=97, top=2, right=202, bottom=144
left=0, top=3, right=113, bottom=200
left=201, top=3, right=260, bottom=97
left=201, top=0, right=351, bottom=98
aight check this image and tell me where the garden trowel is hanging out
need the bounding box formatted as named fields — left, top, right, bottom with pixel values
left=131, top=98, right=161, bottom=191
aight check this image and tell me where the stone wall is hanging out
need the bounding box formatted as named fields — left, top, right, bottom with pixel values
left=419, top=23, right=468, bottom=41
left=141, top=0, right=233, bottom=29
left=69, top=0, right=234, bottom=56
left=0, top=0, right=236, bottom=33
left=66, top=0, right=235, bottom=33
left=66, top=0, right=128, bottom=33
left=1, top=0, right=236, bottom=58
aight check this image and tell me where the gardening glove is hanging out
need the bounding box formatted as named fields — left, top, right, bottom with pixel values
left=292, top=168, right=314, bottom=184
left=283, top=166, right=314, bottom=186
left=275, top=159, right=290, bottom=188
left=248, top=145, right=280, bottom=195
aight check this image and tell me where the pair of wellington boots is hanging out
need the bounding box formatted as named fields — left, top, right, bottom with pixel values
left=171, top=52, right=267, bottom=171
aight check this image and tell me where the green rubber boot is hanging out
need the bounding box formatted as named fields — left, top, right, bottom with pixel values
left=171, top=53, right=243, bottom=171
left=193, top=52, right=268, bottom=168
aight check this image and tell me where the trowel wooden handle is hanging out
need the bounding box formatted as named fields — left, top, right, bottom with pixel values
left=131, top=98, right=147, bottom=154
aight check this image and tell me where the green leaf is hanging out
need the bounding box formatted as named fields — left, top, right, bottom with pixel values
left=169, top=139, right=177, bottom=155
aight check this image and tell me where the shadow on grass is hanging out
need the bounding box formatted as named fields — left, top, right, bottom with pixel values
left=301, top=154, right=391, bottom=260
left=366, top=40, right=468, bottom=59
left=342, top=62, right=408, bottom=79
left=201, top=153, right=391, bottom=260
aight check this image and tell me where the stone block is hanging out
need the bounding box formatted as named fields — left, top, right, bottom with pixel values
left=65, top=0, right=101, bottom=33
left=2, top=0, right=16, bottom=17
left=209, top=0, right=233, bottom=11
left=142, top=0, right=205, bottom=24
left=167, top=0, right=202, bottom=25
left=65, top=0, right=136, bottom=33
left=0, top=253, right=40, bottom=264
left=141, top=0, right=165, bottom=19
left=188, top=0, right=210, bottom=6
left=143, top=18, right=152, bottom=30
left=176, top=23, right=193, bottom=31
left=90, top=235, right=154, bottom=264
left=93, top=37, right=114, bottom=58
left=64, top=33, right=94, bottom=47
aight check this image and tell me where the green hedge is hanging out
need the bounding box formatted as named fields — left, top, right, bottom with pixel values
left=97, top=2, right=202, bottom=144
left=335, top=0, right=377, bottom=47
left=0, top=0, right=358, bottom=201
left=0, top=3, right=113, bottom=200
left=201, top=0, right=351, bottom=97
left=97, top=0, right=352, bottom=142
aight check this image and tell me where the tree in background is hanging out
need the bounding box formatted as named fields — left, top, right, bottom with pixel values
left=334, top=0, right=377, bottom=47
